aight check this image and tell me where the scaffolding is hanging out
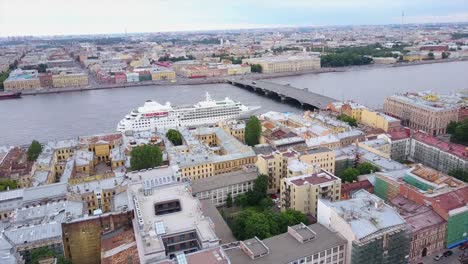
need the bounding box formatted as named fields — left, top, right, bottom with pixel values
left=351, top=226, right=411, bottom=264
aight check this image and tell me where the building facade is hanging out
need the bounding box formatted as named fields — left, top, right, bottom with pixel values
left=280, top=168, right=341, bottom=217
left=256, top=149, right=300, bottom=193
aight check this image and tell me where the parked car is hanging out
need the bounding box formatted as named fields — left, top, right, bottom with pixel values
left=443, top=250, right=453, bottom=257
left=433, top=254, right=443, bottom=261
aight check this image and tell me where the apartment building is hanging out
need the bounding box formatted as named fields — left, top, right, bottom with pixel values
left=242, top=55, right=321, bottom=74
left=383, top=91, right=462, bottom=135
left=151, top=67, right=176, bottom=80
left=256, top=149, right=300, bottom=193
left=281, top=169, right=341, bottom=217
left=51, top=72, right=89, bottom=87
left=191, top=169, right=258, bottom=206
left=389, top=196, right=446, bottom=262
left=3, top=69, right=41, bottom=90
left=318, top=190, right=411, bottom=264
left=409, top=131, right=467, bottom=173
left=299, top=147, right=336, bottom=174
left=225, top=223, right=347, bottom=264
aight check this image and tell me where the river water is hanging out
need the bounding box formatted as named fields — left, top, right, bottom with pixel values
left=1, top=61, right=467, bottom=146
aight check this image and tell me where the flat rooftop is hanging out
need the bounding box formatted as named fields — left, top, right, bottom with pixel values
left=128, top=182, right=219, bottom=258
left=191, top=170, right=258, bottom=194
left=285, top=170, right=339, bottom=186
left=225, top=223, right=347, bottom=264
left=325, top=190, right=406, bottom=241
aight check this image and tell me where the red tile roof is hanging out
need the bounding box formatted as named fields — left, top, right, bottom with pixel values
left=387, top=127, right=411, bottom=141
left=432, top=186, right=468, bottom=213
left=413, top=131, right=468, bottom=160
left=341, top=180, right=373, bottom=193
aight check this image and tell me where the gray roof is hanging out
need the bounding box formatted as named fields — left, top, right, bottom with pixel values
left=22, top=182, right=68, bottom=204
left=0, top=235, right=16, bottom=264
left=191, top=170, right=258, bottom=194
left=199, top=200, right=236, bottom=244
left=225, top=223, right=347, bottom=264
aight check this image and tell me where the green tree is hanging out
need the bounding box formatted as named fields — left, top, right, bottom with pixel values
left=234, top=193, right=248, bottom=208
left=340, top=167, right=360, bottom=183
left=278, top=209, right=308, bottom=232
left=166, top=129, right=183, bottom=146
left=245, top=116, right=262, bottom=146
left=442, top=52, right=450, bottom=59
left=448, top=169, right=468, bottom=182
left=226, top=193, right=233, bottom=208
left=27, top=140, right=43, bottom=161
left=246, top=174, right=268, bottom=206
left=30, top=247, right=55, bottom=264
left=453, top=120, right=468, bottom=143
left=0, top=179, right=18, bottom=191
left=447, top=121, right=460, bottom=134
left=243, top=211, right=272, bottom=239
left=356, top=162, right=380, bottom=175
left=38, top=63, right=48, bottom=73
left=250, top=64, right=263, bottom=73
left=130, top=144, right=163, bottom=171
left=337, top=114, right=357, bottom=127
left=427, top=52, right=435, bottom=60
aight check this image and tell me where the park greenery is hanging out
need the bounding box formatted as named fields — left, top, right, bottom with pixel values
left=337, top=114, right=358, bottom=127
left=448, top=169, right=468, bottom=183
left=250, top=64, right=263, bottom=73
left=29, top=247, right=71, bottom=264
left=447, top=120, right=468, bottom=145
left=339, top=162, right=380, bottom=183
left=244, top=116, right=262, bottom=146
left=27, top=140, right=43, bottom=161
left=166, top=129, right=183, bottom=146
left=130, top=144, right=163, bottom=171
left=321, top=53, right=373, bottom=67
left=0, top=70, right=10, bottom=90
left=0, top=179, right=18, bottom=191
left=315, top=43, right=408, bottom=68
left=158, top=55, right=195, bottom=62
left=218, top=54, right=246, bottom=64
left=225, top=175, right=308, bottom=240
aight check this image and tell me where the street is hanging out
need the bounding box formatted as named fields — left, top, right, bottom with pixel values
left=418, top=248, right=464, bottom=264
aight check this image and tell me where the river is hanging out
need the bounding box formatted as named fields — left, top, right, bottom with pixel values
left=1, top=61, right=467, bottom=146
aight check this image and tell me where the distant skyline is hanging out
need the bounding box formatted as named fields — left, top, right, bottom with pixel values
left=1, top=0, right=468, bottom=36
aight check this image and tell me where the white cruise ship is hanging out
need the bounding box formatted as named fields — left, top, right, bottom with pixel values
left=117, top=93, right=260, bottom=132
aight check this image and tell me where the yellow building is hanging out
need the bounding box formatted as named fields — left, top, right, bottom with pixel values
left=151, top=68, right=176, bottom=80
left=340, top=102, right=401, bottom=132
left=358, top=138, right=391, bottom=159
left=243, top=55, right=321, bottom=74
left=79, top=133, right=123, bottom=163
left=172, top=127, right=256, bottom=181
left=219, top=120, right=246, bottom=143
left=280, top=169, right=341, bottom=217
left=256, top=149, right=300, bottom=193
left=226, top=64, right=251, bottom=75
left=298, top=147, right=336, bottom=174
left=52, top=72, right=89, bottom=88
left=403, top=52, right=427, bottom=62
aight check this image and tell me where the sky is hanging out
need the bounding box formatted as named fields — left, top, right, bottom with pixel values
left=0, top=0, right=468, bottom=36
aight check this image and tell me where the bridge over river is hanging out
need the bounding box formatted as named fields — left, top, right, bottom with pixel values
left=229, top=79, right=339, bottom=109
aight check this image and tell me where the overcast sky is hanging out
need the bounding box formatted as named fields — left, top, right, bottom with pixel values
left=1, top=0, right=468, bottom=36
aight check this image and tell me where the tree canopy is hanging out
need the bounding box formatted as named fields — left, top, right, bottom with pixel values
left=166, top=129, right=183, bottom=146
left=250, top=64, right=262, bottom=73
left=130, top=144, right=163, bottom=171
left=339, top=167, right=360, bottom=183
left=337, top=114, right=358, bottom=127
left=27, top=140, right=43, bottom=161
left=0, top=179, right=18, bottom=191
left=245, top=116, right=262, bottom=146
left=447, top=120, right=468, bottom=145
left=356, top=162, right=380, bottom=175
left=448, top=169, right=468, bottom=183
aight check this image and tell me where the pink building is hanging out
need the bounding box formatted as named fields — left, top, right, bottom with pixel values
left=114, top=73, right=127, bottom=84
